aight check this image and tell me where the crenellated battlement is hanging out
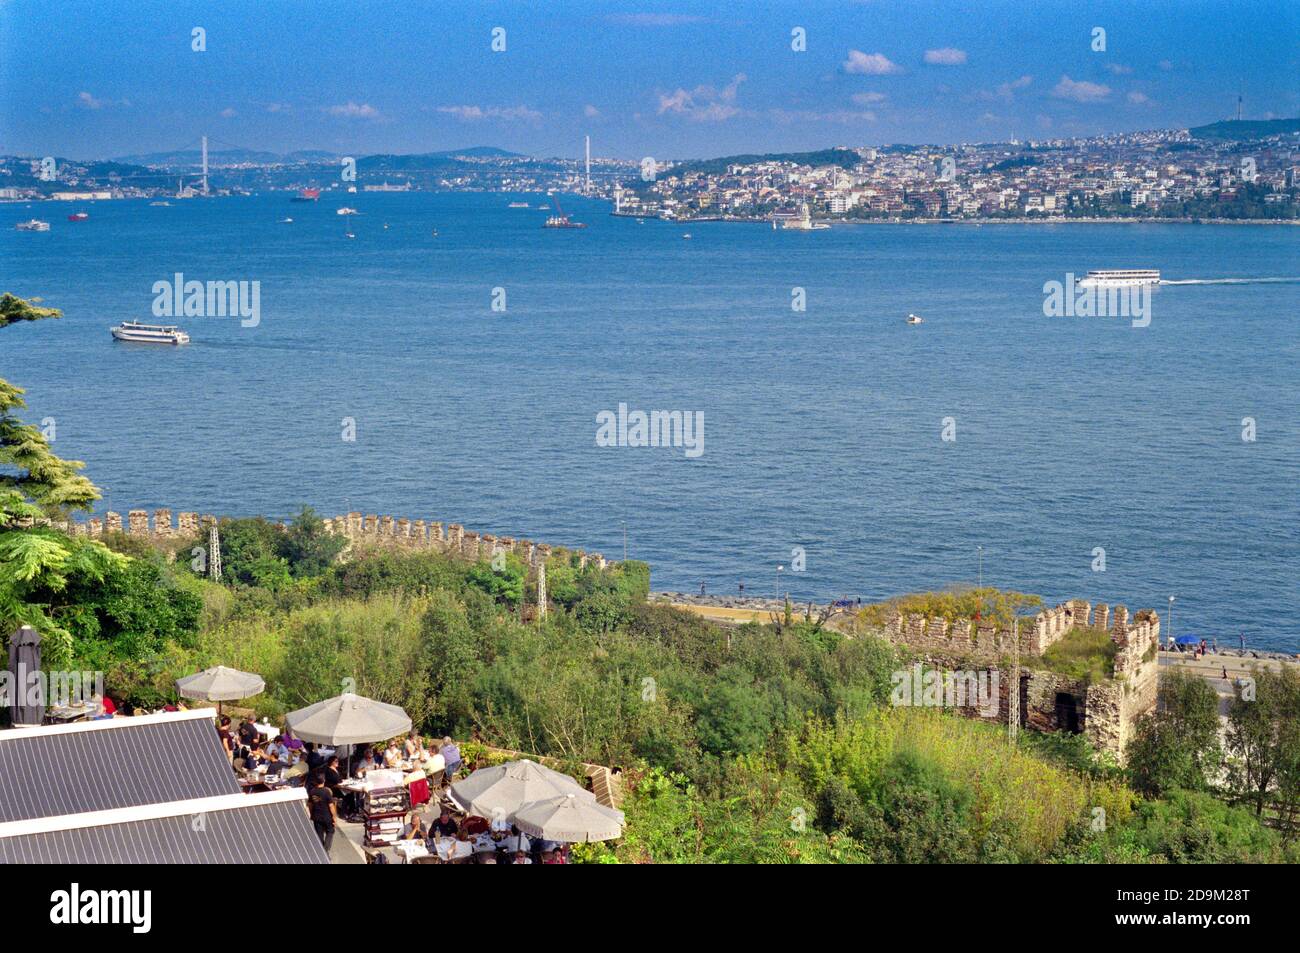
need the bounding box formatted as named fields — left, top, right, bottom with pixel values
left=66, top=508, right=611, bottom=572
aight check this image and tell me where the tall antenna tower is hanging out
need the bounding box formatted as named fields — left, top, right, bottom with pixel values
left=1236, top=90, right=1243, bottom=122
left=201, top=135, right=210, bottom=195
left=1008, top=616, right=1020, bottom=743
left=208, top=519, right=222, bottom=582
left=584, top=135, right=591, bottom=194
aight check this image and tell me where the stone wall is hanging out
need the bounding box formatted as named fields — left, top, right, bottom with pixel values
left=880, top=597, right=1162, bottom=762
left=69, top=508, right=612, bottom=572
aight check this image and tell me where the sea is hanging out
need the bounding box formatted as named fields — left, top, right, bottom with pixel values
left=3, top=193, right=1297, bottom=650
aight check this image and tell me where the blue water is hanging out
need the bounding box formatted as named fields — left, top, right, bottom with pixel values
left=3, top=194, right=1297, bottom=650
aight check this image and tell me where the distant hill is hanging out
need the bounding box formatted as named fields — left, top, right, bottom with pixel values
left=666, top=148, right=862, bottom=178
left=113, top=146, right=525, bottom=168
left=1189, top=118, right=1300, bottom=140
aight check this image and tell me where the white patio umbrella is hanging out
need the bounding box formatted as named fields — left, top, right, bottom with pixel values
left=511, top=793, right=625, bottom=843
left=176, top=665, right=265, bottom=714
left=449, top=759, right=595, bottom=820
left=284, top=692, right=411, bottom=746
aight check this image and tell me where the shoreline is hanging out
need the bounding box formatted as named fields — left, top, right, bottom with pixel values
left=614, top=210, right=1299, bottom=227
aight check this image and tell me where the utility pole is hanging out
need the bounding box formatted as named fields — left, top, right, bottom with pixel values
left=1008, top=615, right=1020, bottom=743
left=208, top=519, right=222, bottom=582
left=977, top=545, right=983, bottom=589
left=621, top=520, right=627, bottom=562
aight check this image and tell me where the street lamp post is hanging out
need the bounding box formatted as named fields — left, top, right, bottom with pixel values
left=776, top=565, right=784, bottom=601
left=1167, top=596, right=1175, bottom=643
left=622, top=521, right=627, bottom=562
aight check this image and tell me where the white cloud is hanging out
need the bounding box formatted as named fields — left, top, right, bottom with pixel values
left=996, top=75, right=1032, bottom=99
left=437, top=105, right=542, bottom=122
left=220, top=107, right=237, bottom=118
left=264, top=102, right=290, bottom=113
left=1051, top=75, right=1111, bottom=103
left=1104, top=63, right=1133, bottom=75
left=1127, top=91, right=1153, bottom=105
left=657, top=73, right=748, bottom=122
left=843, top=50, right=902, bottom=75
left=851, top=91, right=888, bottom=105
left=584, top=104, right=601, bottom=118
left=924, top=47, right=967, bottom=66
left=77, top=91, right=127, bottom=109
left=327, top=101, right=382, bottom=119
left=1158, top=60, right=1174, bottom=71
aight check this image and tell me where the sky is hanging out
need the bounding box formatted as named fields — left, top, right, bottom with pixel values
left=2, top=0, right=1297, bottom=161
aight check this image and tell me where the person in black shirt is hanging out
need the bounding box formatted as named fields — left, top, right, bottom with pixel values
left=307, top=775, right=337, bottom=854
left=432, top=806, right=458, bottom=838
left=305, top=743, right=326, bottom=772
left=237, top=718, right=259, bottom=749
left=323, top=755, right=343, bottom=795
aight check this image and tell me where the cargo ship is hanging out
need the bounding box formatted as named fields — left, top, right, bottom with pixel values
left=291, top=188, right=321, bottom=202
left=68, top=212, right=90, bottom=222
left=542, top=194, right=587, bottom=229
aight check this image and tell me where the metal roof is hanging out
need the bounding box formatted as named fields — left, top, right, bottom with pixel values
left=0, top=709, right=238, bottom=823
left=0, top=790, right=328, bottom=864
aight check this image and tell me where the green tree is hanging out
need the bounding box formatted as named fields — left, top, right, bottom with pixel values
left=1127, top=669, right=1222, bottom=796
left=1225, top=667, right=1300, bottom=818
left=0, top=294, right=122, bottom=666
left=277, top=506, right=346, bottom=577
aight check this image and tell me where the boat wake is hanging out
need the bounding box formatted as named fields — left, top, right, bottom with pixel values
left=1160, top=277, right=1300, bottom=285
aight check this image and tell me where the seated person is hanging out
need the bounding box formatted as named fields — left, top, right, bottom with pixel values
left=402, top=812, right=428, bottom=841
left=323, top=755, right=344, bottom=795
left=510, top=850, right=532, bottom=865
left=281, top=728, right=304, bottom=753
left=382, top=739, right=403, bottom=769
left=403, top=731, right=425, bottom=761
left=432, top=807, right=458, bottom=839
left=439, top=737, right=461, bottom=780
left=477, top=851, right=498, bottom=864
left=461, top=814, right=490, bottom=836
left=496, top=826, right=531, bottom=855
left=242, top=744, right=270, bottom=773
left=237, top=718, right=259, bottom=749
left=305, top=743, right=326, bottom=772
left=266, top=735, right=290, bottom=763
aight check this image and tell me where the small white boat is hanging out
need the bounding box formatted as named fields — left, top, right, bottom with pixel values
left=682, top=233, right=692, bottom=240
left=508, top=202, right=530, bottom=208
left=906, top=313, right=924, bottom=325
left=337, top=207, right=359, bottom=216
left=149, top=201, right=172, bottom=207
left=15, top=219, right=50, bottom=232
left=279, top=217, right=294, bottom=224
left=111, top=321, right=190, bottom=344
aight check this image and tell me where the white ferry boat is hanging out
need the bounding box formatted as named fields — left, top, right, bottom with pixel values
left=906, top=313, right=924, bottom=325
left=110, top=321, right=190, bottom=345
left=1078, top=269, right=1161, bottom=288
left=15, top=219, right=50, bottom=232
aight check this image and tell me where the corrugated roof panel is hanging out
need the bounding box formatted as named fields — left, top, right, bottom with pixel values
left=0, top=715, right=238, bottom=823
left=0, top=799, right=328, bottom=864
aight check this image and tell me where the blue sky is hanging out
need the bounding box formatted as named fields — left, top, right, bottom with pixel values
left=2, top=0, right=1296, bottom=160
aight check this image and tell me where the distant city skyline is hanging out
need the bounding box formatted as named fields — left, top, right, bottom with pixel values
left=2, top=0, right=1297, bottom=161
